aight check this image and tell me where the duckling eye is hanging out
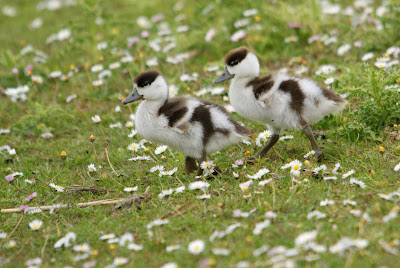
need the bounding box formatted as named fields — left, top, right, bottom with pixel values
left=230, top=60, right=239, bottom=66
left=142, top=81, right=149, bottom=87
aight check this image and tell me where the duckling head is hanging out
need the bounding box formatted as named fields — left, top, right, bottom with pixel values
left=214, top=47, right=259, bottom=84
left=122, top=70, right=168, bottom=104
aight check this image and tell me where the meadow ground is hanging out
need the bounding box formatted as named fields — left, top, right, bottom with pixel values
left=1, top=0, right=400, bottom=267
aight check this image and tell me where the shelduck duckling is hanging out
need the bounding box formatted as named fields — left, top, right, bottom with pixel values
left=214, top=47, right=346, bottom=161
left=122, top=70, right=251, bottom=175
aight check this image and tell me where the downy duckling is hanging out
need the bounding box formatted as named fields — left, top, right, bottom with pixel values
left=214, top=47, right=346, bottom=161
left=122, top=70, right=251, bottom=175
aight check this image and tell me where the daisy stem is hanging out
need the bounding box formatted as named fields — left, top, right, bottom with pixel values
left=92, top=142, right=100, bottom=165
left=49, top=163, right=64, bottom=184
left=104, top=148, right=126, bottom=188
left=52, top=80, right=59, bottom=103
left=11, top=184, right=29, bottom=194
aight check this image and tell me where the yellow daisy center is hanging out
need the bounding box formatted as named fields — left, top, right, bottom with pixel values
left=33, top=224, right=38, bottom=229
left=205, top=163, right=209, bottom=167
left=293, top=165, right=299, bottom=170
left=194, top=245, right=199, bottom=250
left=132, top=145, right=136, bottom=149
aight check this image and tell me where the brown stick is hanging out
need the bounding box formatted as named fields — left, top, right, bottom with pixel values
left=1, top=198, right=125, bottom=214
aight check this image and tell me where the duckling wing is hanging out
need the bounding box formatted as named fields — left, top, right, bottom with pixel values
left=158, top=97, right=192, bottom=134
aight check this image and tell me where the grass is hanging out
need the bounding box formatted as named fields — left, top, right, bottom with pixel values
left=1, top=0, right=400, bottom=267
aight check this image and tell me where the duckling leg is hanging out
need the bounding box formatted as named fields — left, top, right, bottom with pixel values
left=248, top=134, right=280, bottom=163
left=196, top=157, right=206, bottom=176
left=302, top=125, right=324, bottom=161
left=185, top=156, right=198, bottom=174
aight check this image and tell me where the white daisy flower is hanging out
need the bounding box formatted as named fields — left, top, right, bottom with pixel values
left=175, top=186, right=186, bottom=193
left=88, top=164, right=96, bottom=173
left=99, top=234, right=115, bottom=240
left=332, top=163, right=341, bottom=174
left=253, top=219, right=270, bottom=235
left=239, top=180, right=253, bottom=192
left=161, top=263, right=178, bottom=268
left=342, top=169, right=355, bottom=178
left=158, top=189, right=174, bottom=199
left=337, top=44, right=351, bottom=56
left=256, top=130, right=272, bottom=147
left=324, top=78, right=334, bottom=85
left=231, top=30, right=246, bottom=42
left=146, top=219, right=169, bottom=229
left=114, top=257, right=129, bottom=266
left=295, top=230, right=318, bottom=248
left=247, top=168, right=269, bottom=179
left=73, top=243, right=91, bottom=252
left=91, top=64, right=103, bottom=73
left=315, top=65, right=336, bottom=75
left=92, top=79, right=104, bottom=87
left=307, top=210, right=327, bottom=219
left=394, top=162, right=400, bottom=172
left=320, top=199, right=335, bottom=206
left=97, top=42, right=108, bottom=50
left=279, top=135, right=294, bottom=141
left=258, top=179, right=272, bottom=186
left=200, top=161, right=215, bottom=175
left=31, top=75, right=43, bottom=84
left=109, top=62, right=121, bottom=69
left=362, top=52, right=374, bottom=61
left=150, top=165, right=164, bottom=173
left=8, top=240, right=16, bottom=248
left=91, top=115, right=101, bottom=123
left=124, top=186, right=138, bottom=192
left=212, top=248, right=230, bottom=256
left=188, top=240, right=205, bottom=255
left=189, top=181, right=210, bottom=190
left=127, top=243, right=143, bottom=251
left=197, top=194, right=211, bottom=200
left=49, top=183, right=64, bottom=192
left=128, top=143, right=141, bottom=152
left=159, top=167, right=178, bottom=177
left=155, top=145, right=168, bottom=155
left=29, top=219, right=43, bottom=231
left=166, top=244, right=181, bottom=252
left=349, top=178, right=366, bottom=189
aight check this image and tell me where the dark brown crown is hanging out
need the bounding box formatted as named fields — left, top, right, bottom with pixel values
left=134, top=70, right=160, bottom=88
left=224, top=47, right=249, bottom=66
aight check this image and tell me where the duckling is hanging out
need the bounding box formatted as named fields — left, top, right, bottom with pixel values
left=214, top=47, right=346, bottom=161
left=122, top=70, right=251, bottom=175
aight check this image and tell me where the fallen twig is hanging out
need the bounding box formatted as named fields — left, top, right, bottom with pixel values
left=1, top=199, right=124, bottom=214
left=161, top=202, right=195, bottom=219
left=65, top=185, right=113, bottom=194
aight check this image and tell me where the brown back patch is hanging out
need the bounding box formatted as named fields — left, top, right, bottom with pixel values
left=278, top=79, right=305, bottom=115
left=134, top=70, right=160, bottom=88
left=247, top=75, right=274, bottom=99
left=321, top=87, right=344, bottom=103
left=158, top=98, right=188, bottom=127
left=224, top=47, right=249, bottom=66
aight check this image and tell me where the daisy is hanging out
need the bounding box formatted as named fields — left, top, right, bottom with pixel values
left=91, top=64, right=103, bottom=73
left=285, top=35, right=298, bottom=43
left=256, top=130, right=273, bottom=147
left=8, top=240, right=16, bottom=249
left=253, top=219, right=270, bottom=235
left=307, top=210, right=327, bottom=219
left=49, top=183, right=64, bottom=192
left=258, top=179, right=272, bottom=186
left=97, top=42, right=108, bottom=50
left=166, top=244, right=181, bottom=252
left=88, top=164, right=97, bottom=173
left=362, top=52, right=374, bottom=61
left=31, top=75, right=43, bottom=84
left=343, top=200, right=357, bottom=206
left=349, top=178, right=366, bottom=189
left=205, top=28, right=216, bottom=42
left=29, top=219, right=43, bottom=231
left=109, top=62, right=121, bottom=69
left=99, top=234, right=115, bottom=240
left=243, top=8, right=258, bottom=16
left=247, top=168, right=269, bottom=179
left=121, top=55, right=133, bottom=63
left=127, top=129, right=137, bottom=138
left=161, top=263, right=178, bottom=268
left=150, top=165, right=164, bottom=173
left=231, top=30, right=246, bottom=42
left=128, top=142, right=141, bottom=152
left=332, top=163, right=341, bottom=174
left=159, top=167, right=178, bottom=177
left=127, top=243, right=143, bottom=251
left=324, top=78, right=334, bottom=85
left=57, top=29, right=71, bottom=41
left=315, top=65, right=336, bottom=75
left=113, top=257, right=128, bottom=266
left=239, top=180, right=253, bottom=192
left=200, top=161, right=215, bottom=175
left=188, top=240, right=205, bottom=255
left=189, top=181, right=210, bottom=190
left=73, top=243, right=91, bottom=252
left=342, top=169, right=355, bottom=178
left=119, top=233, right=134, bottom=246
left=197, top=194, right=211, bottom=200
left=128, top=156, right=151, bottom=161
left=253, top=245, right=269, bottom=257
left=394, top=162, right=400, bottom=172
left=146, top=219, right=169, bottom=229
left=66, top=94, right=77, bottom=103
left=295, top=230, right=318, bottom=248
left=265, top=211, right=277, bottom=219
left=155, top=145, right=168, bottom=155
left=158, top=189, right=174, bottom=199
left=320, top=199, right=335, bottom=206
left=323, top=176, right=337, bottom=181
left=124, top=186, right=138, bottom=192
left=279, top=135, right=294, bottom=141
left=175, top=186, right=186, bottom=193
left=212, top=248, right=230, bottom=256
left=337, top=44, right=351, bottom=56
left=92, top=80, right=104, bottom=87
